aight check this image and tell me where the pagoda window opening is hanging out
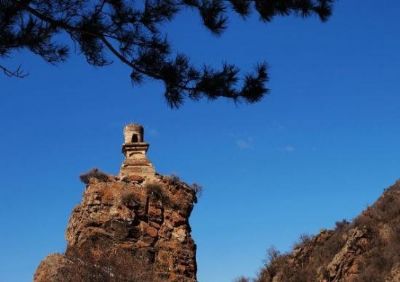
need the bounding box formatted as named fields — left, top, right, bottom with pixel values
left=131, top=134, right=139, bottom=143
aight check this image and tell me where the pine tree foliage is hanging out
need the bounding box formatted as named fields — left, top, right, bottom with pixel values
left=0, top=0, right=334, bottom=107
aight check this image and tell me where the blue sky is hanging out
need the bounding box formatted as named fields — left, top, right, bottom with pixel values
left=1, top=1, right=400, bottom=281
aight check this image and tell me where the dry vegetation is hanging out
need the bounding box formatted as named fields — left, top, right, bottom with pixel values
left=239, top=180, right=400, bottom=282
left=79, top=168, right=110, bottom=184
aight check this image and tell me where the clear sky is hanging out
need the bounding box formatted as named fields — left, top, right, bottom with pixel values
left=1, top=1, right=400, bottom=281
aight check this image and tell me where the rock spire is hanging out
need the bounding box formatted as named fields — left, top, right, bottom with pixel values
left=34, top=124, right=198, bottom=281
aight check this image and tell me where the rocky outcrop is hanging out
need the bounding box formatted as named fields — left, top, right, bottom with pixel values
left=324, top=227, right=369, bottom=281
left=255, top=180, right=400, bottom=282
left=34, top=124, right=198, bottom=281
left=35, top=174, right=198, bottom=282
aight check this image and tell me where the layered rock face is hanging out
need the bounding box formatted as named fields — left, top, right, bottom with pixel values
left=34, top=124, right=198, bottom=281
left=255, top=180, right=400, bottom=282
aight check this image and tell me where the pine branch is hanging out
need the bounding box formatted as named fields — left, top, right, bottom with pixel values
left=0, top=64, right=28, bottom=78
left=1, top=0, right=335, bottom=107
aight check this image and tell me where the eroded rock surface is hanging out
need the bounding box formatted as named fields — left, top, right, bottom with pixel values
left=35, top=124, right=198, bottom=281
left=35, top=175, right=197, bottom=282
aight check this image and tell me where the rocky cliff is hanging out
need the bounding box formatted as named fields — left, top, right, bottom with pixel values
left=34, top=124, right=199, bottom=281
left=253, top=180, right=400, bottom=282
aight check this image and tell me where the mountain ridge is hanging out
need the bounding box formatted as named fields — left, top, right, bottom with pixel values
left=245, top=180, right=400, bottom=282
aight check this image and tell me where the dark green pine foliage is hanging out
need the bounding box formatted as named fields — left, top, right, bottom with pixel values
left=0, top=0, right=334, bottom=107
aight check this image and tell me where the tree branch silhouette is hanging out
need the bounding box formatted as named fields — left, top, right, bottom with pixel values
left=0, top=64, right=28, bottom=78
left=1, top=0, right=334, bottom=107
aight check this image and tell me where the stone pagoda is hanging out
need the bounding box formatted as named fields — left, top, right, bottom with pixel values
left=120, top=124, right=155, bottom=178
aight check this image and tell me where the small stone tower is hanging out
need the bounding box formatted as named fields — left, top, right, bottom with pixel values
left=120, top=124, right=155, bottom=178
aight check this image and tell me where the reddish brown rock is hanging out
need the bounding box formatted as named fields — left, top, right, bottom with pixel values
left=35, top=175, right=198, bottom=282
left=34, top=124, right=198, bottom=281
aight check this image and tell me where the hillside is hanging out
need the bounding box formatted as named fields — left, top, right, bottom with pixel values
left=248, top=180, right=400, bottom=282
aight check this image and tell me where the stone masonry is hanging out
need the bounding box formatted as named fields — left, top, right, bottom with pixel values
left=120, top=124, right=156, bottom=178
